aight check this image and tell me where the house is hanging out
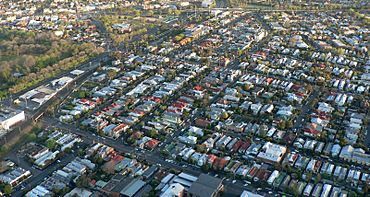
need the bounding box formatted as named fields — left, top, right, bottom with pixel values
left=0, top=167, right=31, bottom=187
left=26, top=185, right=52, bottom=197
left=189, top=126, right=204, bottom=136
left=160, top=183, right=185, bottom=197
left=257, top=142, right=287, bottom=164
left=145, top=139, right=160, bottom=150
left=179, top=135, right=197, bottom=145
left=195, top=118, right=211, bottom=128
left=303, top=183, right=314, bottom=196
left=267, top=170, right=280, bottom=185
left=331, top=144, right=341, bottom=157
left=240, top=190, right=263, bottom=197
left=120, top=178, right=146, bottom=197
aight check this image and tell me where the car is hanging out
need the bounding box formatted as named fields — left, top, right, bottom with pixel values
left=232, top=180, right=236, bottom=184
left=244, top=183, right=248, bottom=187
left=257, top=188, right=262, bottom=191
left=244, top=180, right=251, bottom=184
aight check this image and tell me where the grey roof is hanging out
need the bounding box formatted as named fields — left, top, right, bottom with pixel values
left=188, top=174, right=223, bottom=197
left=142, top=166, right=158, bottom=179
left=120, top=179, right=146, bottom=197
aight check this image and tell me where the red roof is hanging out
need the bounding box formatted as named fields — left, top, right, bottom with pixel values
left=194, top=85, right=204, bottom=91
left=231, top=140, right=243, bottom=152
left=153, top=97, right=161, bottom=103
left=113, top=124, right=128, bottom=132
left=266, top=78, right=273, bottom=84
left=239, top=140, right=251, bottom=151
left=145, top=139, right=160, bottom=149
left=248, top=166, right=258, bottom=177
left=207, top=154, right=217, bottom=164
left=195, top=118, right=211, bottom=128
left=305, top=128, right=319, bottom=135
left=112, top=155, right=124, bottom=162
left=291, top=84, right=300, bottom=90
left=255, top=169, right=270, bottom=181
left=289, top=152, right=298, bottom=163
left=80, top=99, right=88, bottom=103
left=217, top=158, right=228, bottom=169
left=103, top=108, right=111, bottom=112
left=173, top=102, right=186, bottom=109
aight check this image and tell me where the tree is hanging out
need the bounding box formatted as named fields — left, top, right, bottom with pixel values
left=4, top=184, right=12, bottom=195
left=305, top=84, right=313, bottom=93
left=278, top=121, right=286, bottom=130
left=242, top=84, right=251, bottom=91
left=339, top=138, right=348, bottom=146
left=76, top=174, right=89, bottom=188
left=113, top=51, right=122, bottom=60
left=314, top=174, right=321, bottom=184
left=348, top=191, right=358, bottom=197
left=107, top=70, right=117, bottom=80
left=0, top=62, right=12, bottom=81
left=306, top=172, right=313, bottom=182
left=196, top=144, right=206, bottom=153
left=286, top=120, right=293, bottom=129
left=221, top=112, right=229, bottom=120
left=46, top=139, right=57, bottom=150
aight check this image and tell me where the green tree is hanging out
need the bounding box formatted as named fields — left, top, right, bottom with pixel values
left=286, top=120, right=293, bottom=129
left=314, top=174, right=321, bottom=184
left=4, top=184, right=12, bottom=195
left=278, top=121, right=286, bottom=130
left=46, top=139, right=57, bottom=150
left=221, top=112, right=229, bottom=120
left=76, top=175, right=89, bottom=188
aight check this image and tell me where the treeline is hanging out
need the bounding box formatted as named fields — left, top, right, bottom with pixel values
left=8, top=42, right=104, bottom=94
left=0, top=29, right=104, bottom=97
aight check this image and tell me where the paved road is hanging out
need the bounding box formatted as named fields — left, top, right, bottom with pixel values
left=0, top=54, right=110, bottom=146
left=11, top=153, right=75, bottom=197
left=40, top=118, right=268, bottom=196
left=7, top=10, right=278, bottom=197
left=366, top=123, right=370, bottom=149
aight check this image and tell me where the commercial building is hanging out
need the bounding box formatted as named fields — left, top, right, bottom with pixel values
left=0, top=108, right=25, bottom=132
left=188, top=174, right=223, bottom=197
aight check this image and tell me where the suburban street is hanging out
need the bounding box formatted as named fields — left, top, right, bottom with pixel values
left=0, top=1, right=369, bottom=197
